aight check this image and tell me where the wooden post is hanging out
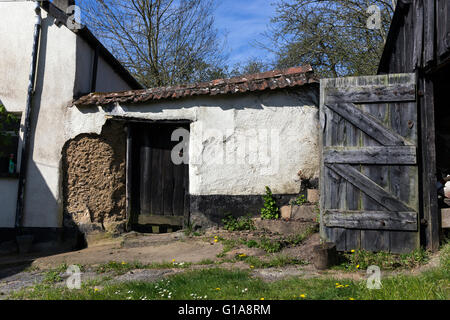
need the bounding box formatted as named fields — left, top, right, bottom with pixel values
left=313, top=242, right=337, bottom=270
left=418, top=72, right=440, bottom=251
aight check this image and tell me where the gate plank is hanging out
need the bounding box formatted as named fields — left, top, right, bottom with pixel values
left=324, top=146, right=416, bottom=164
left=360, top=103, right=391, bottom=251
left=324, top=84, right=416, bottom=104
left=325, top=103, right=407, bottom=146
left=323, top=210, right=418, bottom=231
left=389, top=101, right=420, bottom=253
left=327, top=163, right=414, bottom=212
left=344, top=116, right=361, bottom=250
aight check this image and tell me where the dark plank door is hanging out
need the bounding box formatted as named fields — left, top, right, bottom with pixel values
left=134, top=123, right=189, bottom=227
left=320, top=74, right=419, bottom=253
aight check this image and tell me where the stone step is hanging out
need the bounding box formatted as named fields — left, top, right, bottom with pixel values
left=280, top=204, right=318, bottom=221
left=252, top=218, right=318, bottom=236
left=307, top=189, right=319, bottom=203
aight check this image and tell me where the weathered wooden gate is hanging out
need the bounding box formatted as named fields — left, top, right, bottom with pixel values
left=320, top=74, right=420, bottom=253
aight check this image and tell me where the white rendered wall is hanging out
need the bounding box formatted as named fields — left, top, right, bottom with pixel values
left=69, top=88, right=320, bottom=196
left=0, top=2, right=135, bottom=228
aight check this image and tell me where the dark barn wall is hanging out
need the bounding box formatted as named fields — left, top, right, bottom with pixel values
left=378, top=0, right=450, bottom=251
left=379, top=0, right=450, bottom=74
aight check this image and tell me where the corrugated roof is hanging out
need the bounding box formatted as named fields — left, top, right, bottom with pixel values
left=72, top=65, right=318, bottom=106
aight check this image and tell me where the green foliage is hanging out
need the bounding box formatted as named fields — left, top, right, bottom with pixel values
left=290, top=194, right=307, bottom=206
left=261, top=186, right=279, bottom=220
left=184, top=224, right=202, bottom=237
left=258, top=237, right=283, bottom=253
left=238, top=224, right=318, bottom=253
left=336, top=248, right=430, bottom=271
left=0, top=105, right=18, bottom=157
left=235, top=254, right=306, bottom=268
left=284, top=224, right=319, bottom=246
left=222, top=214, right=255, bottom=231
left=95, top=260, right=193, bottom=275
left=43, top=263, right=70, bottom=284
left=263, top=0, right=395, bottom=78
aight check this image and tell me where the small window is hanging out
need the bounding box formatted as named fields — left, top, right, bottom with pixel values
left=0, top=105, right=21, bottom=175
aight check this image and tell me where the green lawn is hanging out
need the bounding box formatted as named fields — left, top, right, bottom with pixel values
left=9, top=242, right=450, bottom=300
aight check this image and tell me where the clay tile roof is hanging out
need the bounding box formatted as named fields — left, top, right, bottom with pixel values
left=72, top=65, right=318, bottom=107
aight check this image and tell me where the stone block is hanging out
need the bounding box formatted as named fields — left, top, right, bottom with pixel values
left=291, top=205, right=317, bottom=221
left=252, top=218, right=317, bottom=235
left=442, top=208, right=450, bottom=228
left=280, top=205, right=292, bottom=219
left=307, top=189, right=319, bottom=203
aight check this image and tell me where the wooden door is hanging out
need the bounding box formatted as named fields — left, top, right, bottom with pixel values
left=132, top=123, right=189, bottom=228
left=320, top=74, right=419, bottom=253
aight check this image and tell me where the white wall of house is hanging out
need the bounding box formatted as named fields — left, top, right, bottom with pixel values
left=0, top=1, right=135, bottom=228
left=69, top=88, right=320, bottom=197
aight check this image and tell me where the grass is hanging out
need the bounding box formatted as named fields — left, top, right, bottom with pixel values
left=333, top=248, right=430, bottom=271
left=95, top=260, right=195, bottom=275
left=8, top=241, right=450, bottom=300
left=10, top=259, right=449, bottom=300
left=234, top=254, right=307, bottom=269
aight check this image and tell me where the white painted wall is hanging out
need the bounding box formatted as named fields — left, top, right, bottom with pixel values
left=69, top=88, right=320, bottom=196
left=0, top=2, right=135, bottom=228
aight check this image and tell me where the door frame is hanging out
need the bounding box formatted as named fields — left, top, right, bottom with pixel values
left=121, top=117, right=191, bottom=232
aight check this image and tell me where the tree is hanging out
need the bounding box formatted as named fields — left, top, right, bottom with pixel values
left=79, top=0, right=226, bottom=87
left=229, top=58, right=272, bottom=78
left=262, top=0, right=396, bottom=78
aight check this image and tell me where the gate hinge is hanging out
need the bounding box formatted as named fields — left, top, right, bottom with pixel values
left=420, top=218, right=428, bottom=226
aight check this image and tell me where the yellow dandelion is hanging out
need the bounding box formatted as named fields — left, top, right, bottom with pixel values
left=300, top=294, right=306, bottom=298
left=215, top=288, right=221, bottom=290
left=356, top=265, right=360, bottom=269
left=121, top=261, right=126, bottom=265
left=94, top=288, right=100, bottom=292
left=172, top=259, right=176, bottom=263
left=345, top=285, right=349, bottom=288
left=351, top=249, right=355, bottom=253
left=214, top=239, right=218, bottom=243
left=250, top=265, right=255, bottom=269
left=214, top=236, right=218, bottom=239
left=239, top=254, right=246, bottom=257
left=260, top=298, right=265, bottom=300
left=349, top=297, right=355, bottom=300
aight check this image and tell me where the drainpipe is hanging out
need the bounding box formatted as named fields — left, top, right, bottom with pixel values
left=15, top=1, right=42, bottom=229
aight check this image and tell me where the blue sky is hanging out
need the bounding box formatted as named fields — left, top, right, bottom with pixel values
left=78, top=0, right=278, bottom=67
left=214, top=0, right=277, bottom=66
